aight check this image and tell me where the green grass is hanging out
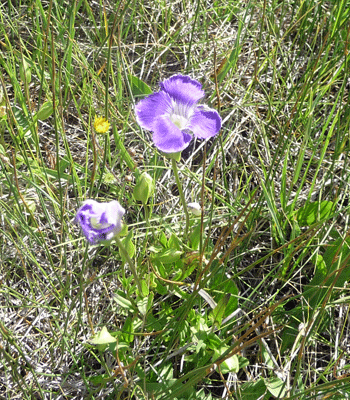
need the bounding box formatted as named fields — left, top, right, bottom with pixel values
left=1, top=0, right=350, bottom=399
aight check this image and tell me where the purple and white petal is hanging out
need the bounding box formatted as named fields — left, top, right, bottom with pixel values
left=153, top=115, right=192, bottom=153
left=188, top=106, right=221, bottom=139
left=134, top=74, right=221, bottom=153
left=135, top=91, right=172, bottom=131
left=76, top=199, right=125, bottom=245
left=104, top=200, right=124, bottom=233
left=160, top=75, right=205, bottom=106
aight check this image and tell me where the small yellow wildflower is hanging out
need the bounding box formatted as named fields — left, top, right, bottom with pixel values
left=94, top=116, right=110, bottom=134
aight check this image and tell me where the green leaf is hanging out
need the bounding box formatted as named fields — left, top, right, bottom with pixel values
left=114, top=291, right=134, bottom=311
left=113, top=127, right=137, bottom=173
left=0, top=84, right=4, bottom=105
left=159, top=231, right=168, bottom=247
left=213, top=346, right=244, bottom=374
left=128, top=74, right=153, bottom=98
left=155, top=248, right=183, bottom=264
left=311, top=253, right=327, bottom=285
left=19, top=56, right=32, bottom=84
left=13, top=107, right=31, bottom=140
left=239, top=379, right=266, bottom=400
left=168, top=233, right=181, bottom=250
left=141, top=279, right=149, bottom=296
left=215, top=20, right=243, bottom=84
left=237, top=354, right=249, bottom=369
left=209, top=294, right=230, bottom=327
left=120, top=231, right=135, bottom=263
left=265, top=377, right=287, bottom=398
left=305, top=236, right=350, bottom=309
left=90, top=326, right=116, bottom=345
left=89, top=373, right=110, bottom=385
left=137, top=292, right=154, bottom=316
left=36, top=100, right=53, bottom=121
left=189, top=220, right=207, bottom=250
left=220, top=354, right=240, bottom=374
left=210, top=275, right=239, bottom=321
left=137, top=297, right=148, bottom=316
left=90, top=326, right=116, bottom=351
left=121, top=316, right=134, bottom=343
left=295, top=200, right=334, bottom=226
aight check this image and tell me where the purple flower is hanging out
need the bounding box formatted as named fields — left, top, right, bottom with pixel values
left=76, top=199, right=125, bottom=244
left=135, top=74, right=221, bottom=153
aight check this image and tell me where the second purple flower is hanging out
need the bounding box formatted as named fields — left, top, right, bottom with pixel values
left=76, top=199, right=125, bottom=245
left=135, top=74, right=221, bottom=153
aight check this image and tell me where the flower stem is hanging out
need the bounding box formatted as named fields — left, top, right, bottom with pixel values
left=115, top=236, right=143, bottom=295
left=171, top=158, right=190, bottom=240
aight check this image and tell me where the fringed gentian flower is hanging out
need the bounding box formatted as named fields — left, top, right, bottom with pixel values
left=76, top=199, right=125, bottom=244
left=135, top=74, right=221, bottom=153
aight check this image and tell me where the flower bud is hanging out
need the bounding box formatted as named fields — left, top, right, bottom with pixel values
left=133, top=172, right=154, bottom=205
left=188, top=202, right=201, bottom=216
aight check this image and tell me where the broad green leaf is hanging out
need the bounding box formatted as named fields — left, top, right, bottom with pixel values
left=239, top=379, right=266, bottom=400
left=295, top=200, right=334, bottom=226
left=141, top=279, right=149, bottom=297
left=155, top=248, right=183, bottom=264
left=237, top=354, right=249, bottom=369
left=213, top=346, right=240, bottom=373
left=210, top=274, right=239, bottom=321
left=311, top=254, right=327, bottom=285
left=90, top=326, right=116, bottom=352
left=90, top=326, right=116, bottom=345
left=128, top=74, right=153, bottom=98
left=137, top=296, right=148, bottom=316
left=168, top=233, right=181, bottom=250
left=89, top=373, right=110, bottom=385
left=265, top=377, right=287, bottom=398
left=137, top=292, right=153, bottom=316
left=121, top=316, right=134, bottom=343
left=159, top=231, right=168, bottom=247
left=36, top=100, right=53, bottom=120
left=114, top=291, right=134, bottom=311
left=221, top=354, right=240, bottom=374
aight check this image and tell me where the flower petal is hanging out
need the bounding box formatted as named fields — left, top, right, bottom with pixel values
left=104, top=201, right=125, bottom=232
left=153, top=115, right=192, bottom=153
left=76, top=200, right=125, bottom=245
left=160, top=75, right=204, bottom=106
left=188, top=106, right=221, bottom=139
left=135, top=91, right=172, bottom=131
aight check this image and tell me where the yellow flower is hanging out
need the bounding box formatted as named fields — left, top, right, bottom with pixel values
left=94, top=116, right=110, bottom=133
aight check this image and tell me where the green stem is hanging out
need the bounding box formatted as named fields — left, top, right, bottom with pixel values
left=144, top=204, right=150, bottom=227
left=171, top=158, right=190, bottom=240
left=115, top=236, right=143, bottom=295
